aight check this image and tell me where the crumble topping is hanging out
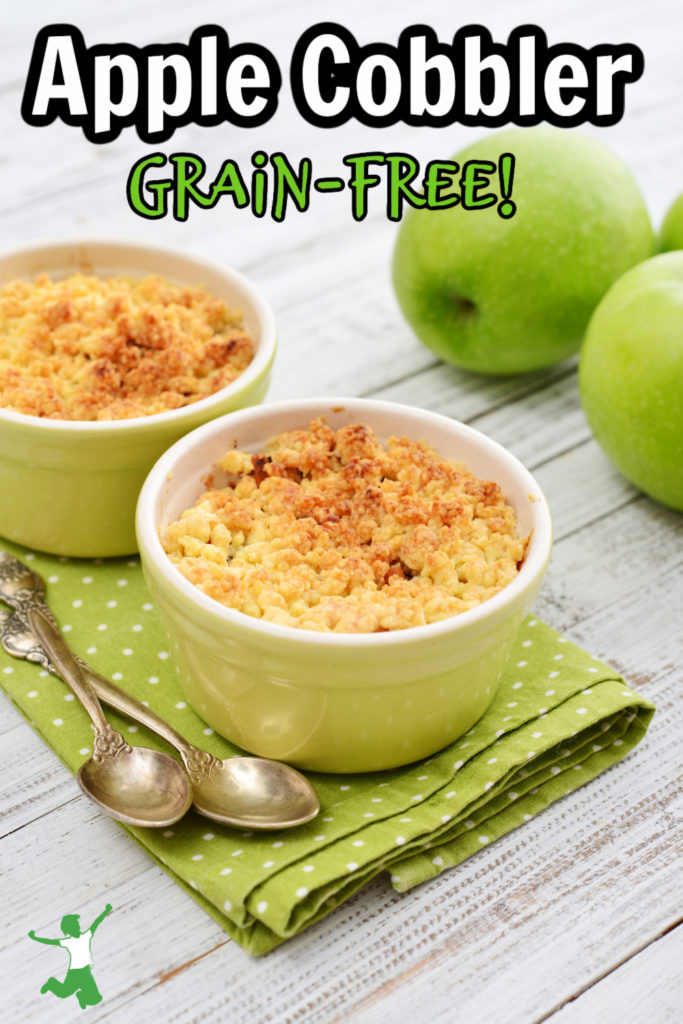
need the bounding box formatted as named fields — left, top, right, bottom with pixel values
left=0, top=273, right=254, bottom=420
left=162, top=418, right=526, bottom=633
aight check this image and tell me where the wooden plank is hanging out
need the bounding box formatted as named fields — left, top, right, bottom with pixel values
left=545, top=924, right=683, bottom=1024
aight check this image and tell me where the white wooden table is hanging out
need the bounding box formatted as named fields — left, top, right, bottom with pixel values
left=1, top=2, right=681, bottom=1021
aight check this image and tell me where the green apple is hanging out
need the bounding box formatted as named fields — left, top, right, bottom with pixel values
left=392, top=128, right=655, bottom=374
left=579, top=252, right=683, bottom=511
left=659, top=192, right=683, bottom=251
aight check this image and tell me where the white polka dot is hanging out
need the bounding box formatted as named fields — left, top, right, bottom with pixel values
left=487, top=757, right=497, bottom=764
left=263, top=860, right=274, bottom=868
left=478, top=835, right=489, bottom=844
left=340, top=785, right=350, bottom=791
left=527, top=751, right=536, bottom=758
left=523, top=814, right=532, bottom=822
left=576, top=708, right=588, bottom=715
left=79, top=747, right=89, bottom=755
left=446, top=791, right=456, bottom=798
left=551, top=766, right=561, bottom=775
left=454, top=760, right=464, bottom=770
left=191, top=854, right=203, bottom=861
left=346, top=862, right=358, bottom=871
left=117, top=579, right=128, bottom=587
left=363, top=813, right=374, bottom=819
left=622, top=690, right=633, bottom=697
left=418, top=775, right=428, bottom=781
left=143, top=603, right=153, bottom=611
left=62, top=624, right=72, bottom=633
left=223, top=900, right=232, bottom=911
left=512, top=682, right=523, bottom=689
left=582, top=688, right=593, bottom=695
left=554, top=654, right=564, bottom=661
left=232, top=849, right=243, bottom=857
left=86, top=647, right=97, bottom=654
left=48, top=575, right=59, bottom=583
left=322, top=817, right=333, bottom=822
left=203, top=833, right=215, bottom=840
left=528, top=619, right=537, bottom=627
left=508, top=791, right=519, bottom=800
left=545, top=689, right=556, bottom=696
left=411, top=795, right=422, bottom=801
left=3, top=666, right=13, bottom=675
left=53, top=718, right=63, bottom=726
left=352, top=840, right=364, bottom=847
left=432, top=856, right=443, bottom=866
left=395, top=836, right=406, bottom=846
left=296, top=887, right=308, bottom=899
left=111, top=672, right=123, bottom=681
left=220, top=867, right=232, bottom=875
left=314, top=834, right=326, bottom=840
left=72, top=599, right=82, bottom=608
left=302, top=864, right=315, bottom=872
left=522, top=640, right=532, bottom=647
left=132, top=624, right=143, bottom=632
left=163, top=830, right=174, bottom=837
left=371, top=797, right=382, bottom=803
left=158, top=651, right=169, bottom=660
left=496, top=729, right=504, bottom=738
left=484, top=781, right=493, bottom=791
left=97, top=624, right=107, bottom=631
left=613, top=739, right=624, bottom=746
left=203, top=727, right=213, bottom=735
left=107, top=601, right=117, bottom=609
left=128, top=725, right=138, bottom=733
left=82, top=576, right=92, bottom=584
left=548, top=672, right=559, bottom=679
left=507, top=702, right=518, bottom=708
left=176, top=701, right=186, bottom=709
left=532, top=731, right=542, bottom=738
left=588, top=667, right=598, bottom=673
left=465, top=820, right=475, bottom=829
left=517, top=661, right=527, bottom=667
left=273, top=841, right=284, bottom=848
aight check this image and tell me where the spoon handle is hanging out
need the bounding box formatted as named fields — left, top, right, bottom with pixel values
left=87, top=673, right=193, bottom=756
left=28, top=607, right=111, bottom=737
left=0, top=602, right=207, bottom=768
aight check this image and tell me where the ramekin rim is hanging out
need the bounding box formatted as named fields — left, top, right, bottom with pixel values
left=0, top=238, right=277, bottom=433
left=136, top=396, right=554, bottom=648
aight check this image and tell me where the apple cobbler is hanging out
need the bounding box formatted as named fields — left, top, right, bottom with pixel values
left=162, top=418, right=526, bottom=633
left=0, top=273, right=254, bottom=420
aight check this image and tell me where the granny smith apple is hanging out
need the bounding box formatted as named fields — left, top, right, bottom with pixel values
left=392, top=128, right=655, bottom=374
left=659, top=192, right=683, bottom=251
left=579, top=252, right=683, bottom=511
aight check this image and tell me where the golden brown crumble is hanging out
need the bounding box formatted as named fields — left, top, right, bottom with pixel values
left=0, top=273, right=254, bottom=420
left=162, top=418, right=526, bottom=633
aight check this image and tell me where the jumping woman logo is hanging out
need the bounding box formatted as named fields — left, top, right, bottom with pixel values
left=28, top=903, right=112, bottom=1009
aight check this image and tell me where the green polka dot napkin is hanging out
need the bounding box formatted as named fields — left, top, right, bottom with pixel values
left=0, top=539, right=654, bottom=956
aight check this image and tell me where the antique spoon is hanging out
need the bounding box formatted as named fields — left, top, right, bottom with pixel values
left=29, top=606, right=193, bottom=828
left=0, top=552, right=320, bottom=829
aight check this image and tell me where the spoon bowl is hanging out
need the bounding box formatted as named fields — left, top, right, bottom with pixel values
left=79, top=745, right=193, bottom=828
left=191, top=757, right=320, bottom=829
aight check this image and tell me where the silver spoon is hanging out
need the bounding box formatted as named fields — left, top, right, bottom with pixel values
left=0, top=552, right=320, bottom=829
left=29, top=606, right=192, bottom=828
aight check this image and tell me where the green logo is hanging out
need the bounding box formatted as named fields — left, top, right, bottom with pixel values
left=28, top=904, right=112, bottom=1009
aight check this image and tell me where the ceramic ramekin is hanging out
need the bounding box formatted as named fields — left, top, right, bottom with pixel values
left=136, top=398, right=553, bottom=773
left=0, top=240, right=276, bottom=557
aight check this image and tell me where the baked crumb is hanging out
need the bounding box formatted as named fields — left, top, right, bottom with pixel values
left=0, top=273, right=254, bottom=420
left=162, top=418, right=526, bottom=633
